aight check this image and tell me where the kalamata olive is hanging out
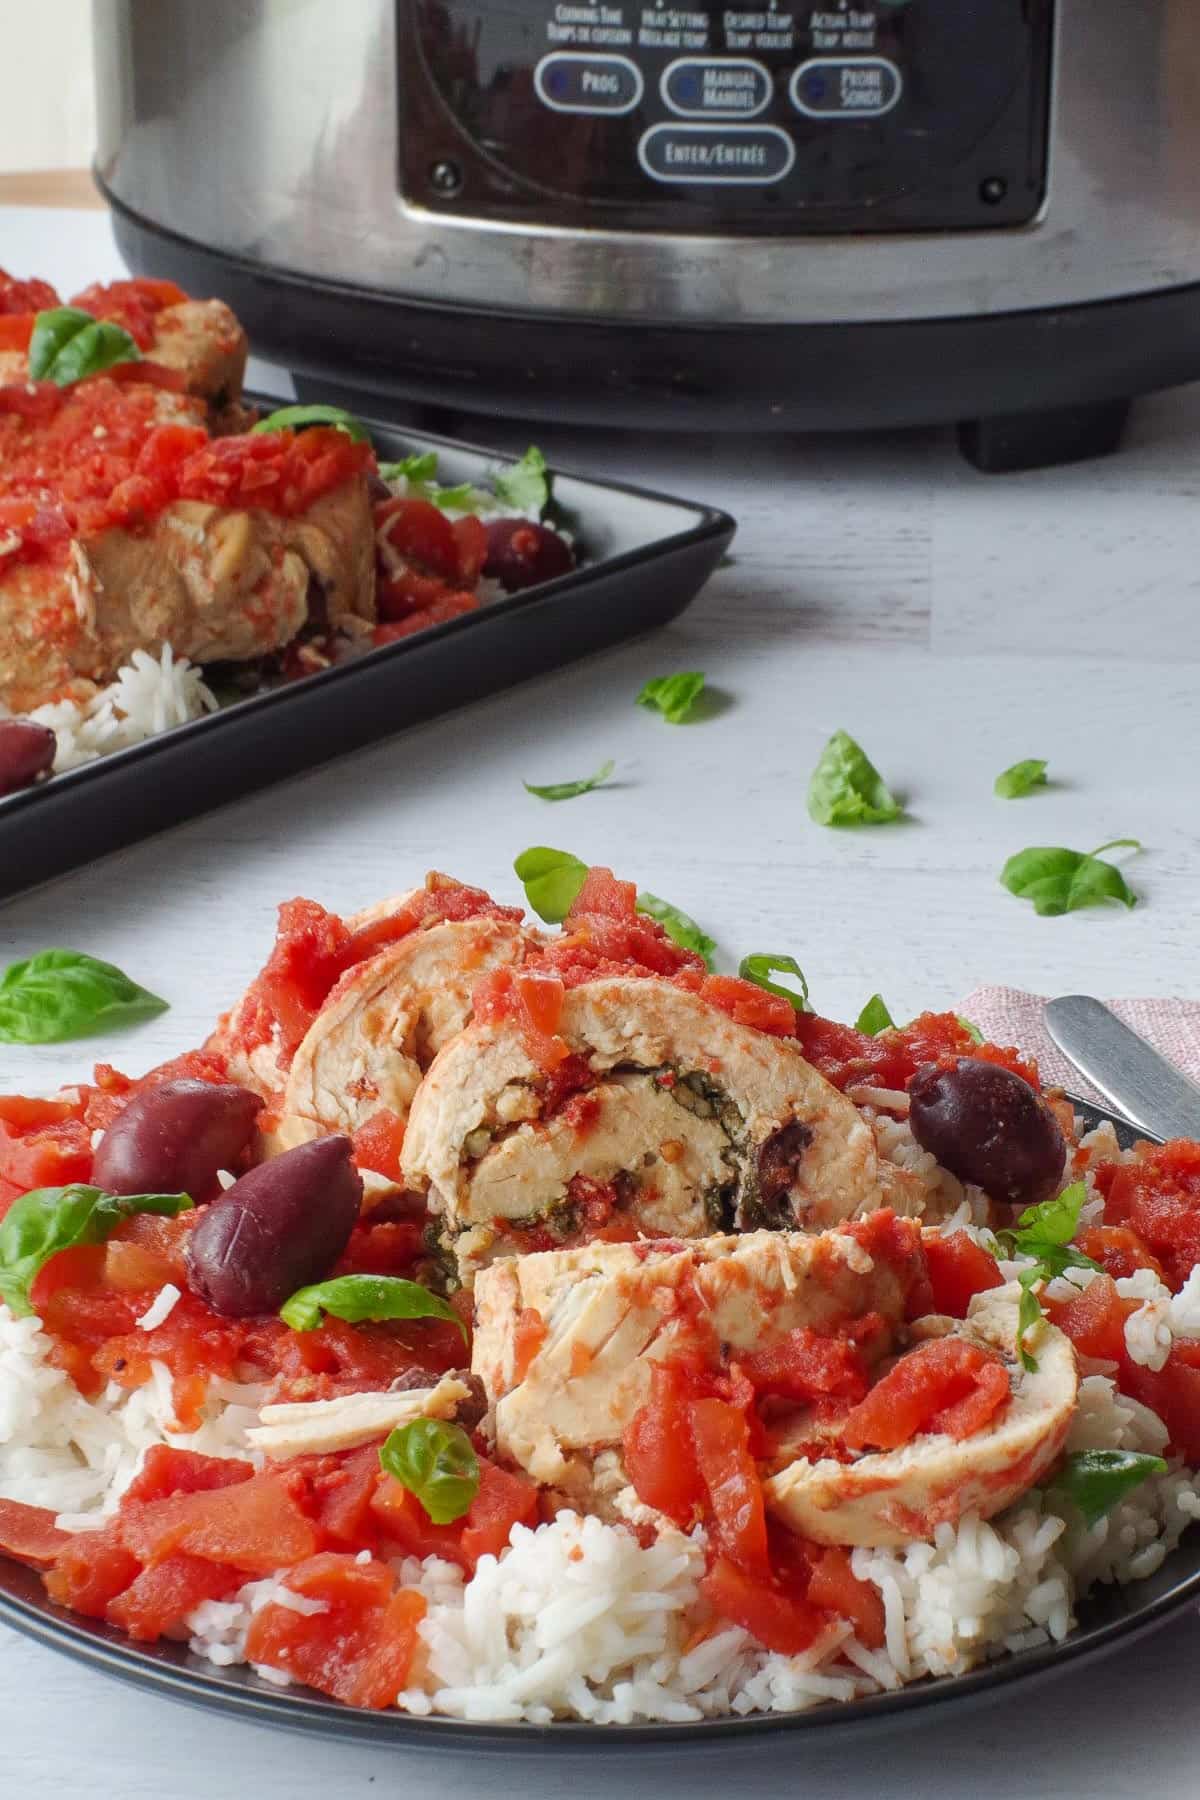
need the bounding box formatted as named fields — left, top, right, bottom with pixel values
left=0, top=719, right=56, bottom=796
left=92, top=1079, right=263, bottom=1203
left=483, top=518, right=575, bottom=593
left=184, top=1135, right=362, bottom=1317
left=908, top=1059, right=1067, bottom=1209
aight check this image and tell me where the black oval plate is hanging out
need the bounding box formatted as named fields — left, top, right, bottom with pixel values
left=0, top=1100, right=1189, bottom=1751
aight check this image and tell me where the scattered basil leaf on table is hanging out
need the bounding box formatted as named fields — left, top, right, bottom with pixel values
left=995, top=759, right=1049, bottom=800
left=523, top=760, right=614, bottom=803
left=1048, top=1449, right=1168, bottom=1528
left=379, top=1418, right=480, bottom=1524
left=377, top=450, right=440, bottom=485
left=636, top=893, right=716, bottom=970
left=251, top=404, right=370, bottom=442
left=513, top=848, right=589, bottom=922
left=0, top=950, right=167, bottom=1045
left=0, top=1186, right=192, bottom=1319
left=1000, top=840, right=1141, bottom=917
left=637, top=672, right=706, bottom=725
left=807, top=730, right=903, bottom=827
left=493, top=446, right=550, bottom=514
left=738, top=954, right=810, bottom=1012
left=855, top=994, right=895, bottom=1035
left=281, top=1274, right=467, bottom=1337
left=28, top=308, right=141, bottom=387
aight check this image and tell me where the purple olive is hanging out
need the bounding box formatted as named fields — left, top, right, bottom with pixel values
left=184, top=1135, right=362, bottom=1317
left=483, top=518, right=575, bottom=593
left=92, top=1079, right=263, bottom=1203
left=908, top=1059, right=1067, bottom=1209
left=0, top=719, right=56, bottom=796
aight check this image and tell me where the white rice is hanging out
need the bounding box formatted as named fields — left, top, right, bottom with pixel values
left=17, top=645, right=218, bottom=774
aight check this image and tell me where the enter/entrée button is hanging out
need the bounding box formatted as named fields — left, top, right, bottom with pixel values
left=638, top=123, right=796, bottom=185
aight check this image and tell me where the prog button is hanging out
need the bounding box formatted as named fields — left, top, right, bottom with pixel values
left=790, top=57, right=903, bottom=118
left=534, top=53, right=644, bottom=116
left=638, top=124, right=796, bottom=185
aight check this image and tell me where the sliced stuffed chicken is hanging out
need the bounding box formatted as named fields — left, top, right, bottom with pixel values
left=763, top=1284, right=1079, bottom=1547
left=471, top=1213, right=930, bottom=1494
left=208, top=875, right=535, bottom=1174
left=403, top=974, right=885, bottom=1278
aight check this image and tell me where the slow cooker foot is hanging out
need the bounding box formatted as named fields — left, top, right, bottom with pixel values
left=957, top=398, right=1131, bottom=473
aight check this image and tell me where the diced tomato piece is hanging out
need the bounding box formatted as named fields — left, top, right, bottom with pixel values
left=451, top=513, right=488, bottom=584
left=0, top=1498, right=71, bottom=1567
left=352, top=1108, right=407, bottom=1182
left=44, top=1526, right=141, bottom=1619
left=1094, top=1141, right=1200, bottom=1291
left=1077, top=1225, right=1167, bottom=1285
left=124, top=1447, right=254, bottom=1505
left=807, top=1545, right=886, bottom=1649
left=623, top=1362, right=706, bottom=1527
left=1120, top=1340, right=1200, bottom=1464
left=304, top=1445, right=386, bottom=1550
left=0, top=1115, right=93, bottom=1192
left=1045, top=1273, right=1135, bottom=1363
left=840, top=1337, right=1011, bottom=1452
left=376, top=496, right=461, bottom=581
left=334, top=1218, right=426, bottom=1278
left=0, top=1095, right=81, bottom=1130
left=0, top=269, right=59, bottom=314
left=922, top=1231, right=1005, bottom=1319
left=512, top=1307, right=549, bottom=1384
left=688, top=1395, right=771, bottom=1579
left=459, top=1461, right=539, bottom=1566
left=792, top=1010, right=1038, bottom=1094
left=739, top=1327, right=870, bottom=1404
left=370, top=1475, right=465, bottom=1565
left=244, top=1552, right=425, bottom=1709
left=0, top=314, right=33, bottom=352
left=120, top=1473, right=319, bottom=1575
left=567, top=867, right=639, bottom=924
left=700, top=1554, right=823, bottom=1656
left=106, top=1551, right=243, bottom=1642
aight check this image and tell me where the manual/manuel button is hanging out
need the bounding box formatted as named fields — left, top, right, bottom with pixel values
left=790, top=57, right=902, bottom=118
left=638, top=124, right=795, bottom=185
left=535, top=53, right=644, bottom=115
left=661, top=58, right=771, bottom=119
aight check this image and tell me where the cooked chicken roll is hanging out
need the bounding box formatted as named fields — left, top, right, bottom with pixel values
left=471, top=1217, right=928, bottom=1494
left=764, top=1286, right=1078, bottom=1547
left=403, top=976, right=884, bottom=1277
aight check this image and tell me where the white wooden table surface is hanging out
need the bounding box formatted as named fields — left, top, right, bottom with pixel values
left=1, top=206, right=1199, bottom=1798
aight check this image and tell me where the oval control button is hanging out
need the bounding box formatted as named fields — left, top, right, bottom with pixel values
left=790, top=57, right=903, bottom=118
left=638, top=124, right=795, bottom=185
left=661, top=58, right=771, bottom=119
left=534, top=53, right=644, bottom=116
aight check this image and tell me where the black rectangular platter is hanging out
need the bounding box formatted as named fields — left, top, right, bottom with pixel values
left=0, top=404, right=734, bottom=903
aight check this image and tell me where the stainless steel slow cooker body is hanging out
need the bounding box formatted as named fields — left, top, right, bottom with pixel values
left=94, top=0, right=1200, bottom=458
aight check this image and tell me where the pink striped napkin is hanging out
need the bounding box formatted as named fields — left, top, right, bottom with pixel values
left=958, top=988, right=1200, bottom=1105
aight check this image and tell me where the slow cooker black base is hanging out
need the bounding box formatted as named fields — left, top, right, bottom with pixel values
left=106, top=180, right=1200, bottom=470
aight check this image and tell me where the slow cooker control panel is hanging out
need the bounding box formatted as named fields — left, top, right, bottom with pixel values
left=399, top=0, right=1051, bottom=233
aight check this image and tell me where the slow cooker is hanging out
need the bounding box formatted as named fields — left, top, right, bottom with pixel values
left=95, top=0, right=1200, bottom=467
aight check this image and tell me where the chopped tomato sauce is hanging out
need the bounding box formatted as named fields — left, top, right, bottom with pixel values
left=0, top=267, right=59, bottom=314
left=352, top=1108, right=408, bottom=1183
left=738, top=1327, right=870, bottom=1405
left=0, top=1497, right=71, bottom=1568
left=107, top=1552, right=244, bottom=1642
left=1093, top=1141, right=1200, bottom=1292
left=244, top=1552, right=426, bottom=1708
left=793, top=1010, right=1040, bottom=1093
left=70, top=277, right=187, bottom=350
left=840, top=1337, right=1011, bottom=1452
left=1076, top=1224, right=1167, bottom=1285
left=472, top=966, right=570, bottom=1070
left=374, top=496, right=484, bottom=631
left=922, top=1231, right=1005, bottom=1319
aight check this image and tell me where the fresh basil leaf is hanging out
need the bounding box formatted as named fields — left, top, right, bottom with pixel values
left=738, top=953, right=810, bottom=1012
left=251, top=404, right=370, bottom=442
left=995, top=759, right=1049, bottom=800
left=0, top=1185, right=192, bottom=1319
left=807, top=730, right=903, bottom=827
left=1000, top=840, right=1141, bottom=917
left=636, top=893, right=716, bottom=971
left=492, top=446, right=550, bottom=515
left=281, top=1274, right=466, bottom=1338
left=1049, top=1449, right=1168, bottom=1528
left=854, top=994, right=895, bottom=1035
left=1012, top=1181, right=1088, bottom=1250
left=636, top=672, right=706, bottom=725
left=429, top=482, right=480, bottom=511
left=29, top=307, right=141, bottom=387
left=379, top=1418, right=479, bottom=1525
left=0, top=949, right=168, bottom=1045
left=513, top=847, right=589, bottom=923
left=378, top=451, right=440, bottom=485
left=956, top=1015, right=984, bottom=1044
left=523, top=759, right=614, bottom=803
left=1016, top=1267, right=1044, bottom=1373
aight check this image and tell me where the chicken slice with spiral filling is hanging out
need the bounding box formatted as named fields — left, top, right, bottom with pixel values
left=402, top=975, right=885, bottom=1279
